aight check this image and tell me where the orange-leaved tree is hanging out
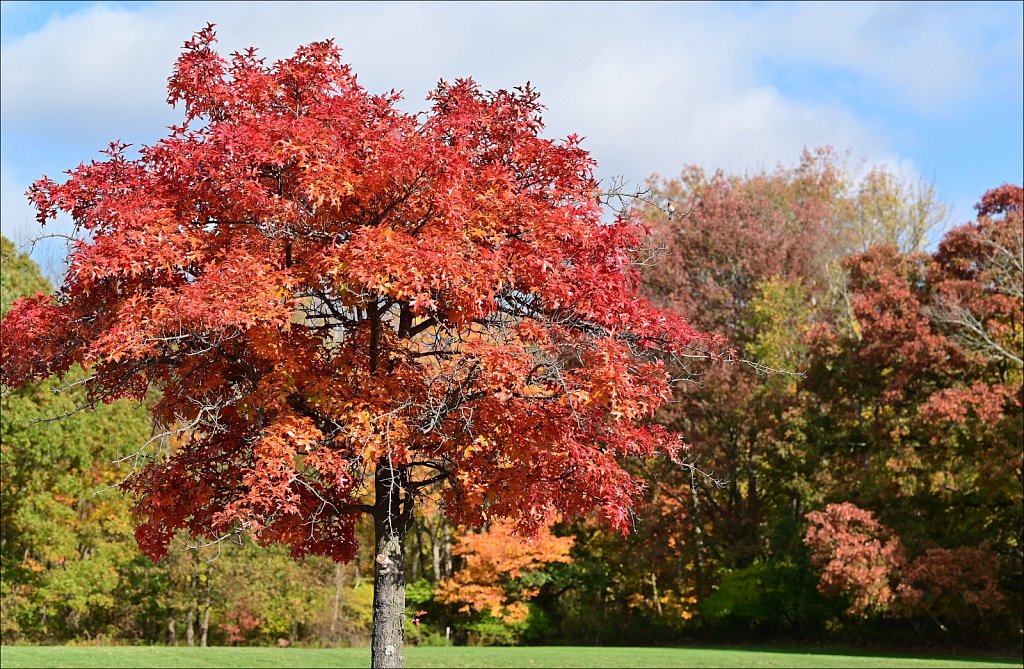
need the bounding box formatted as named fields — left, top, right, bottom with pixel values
left=0, top=26, right=727, bottom=667
left=436, top=520, right=574, bottom=628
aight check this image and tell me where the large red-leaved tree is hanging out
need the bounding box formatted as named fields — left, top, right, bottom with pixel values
left=0, top=27, right=726, bottom=666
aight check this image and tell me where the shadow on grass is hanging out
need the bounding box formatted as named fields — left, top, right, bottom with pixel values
left=690, top=644, right=1023, bottom=665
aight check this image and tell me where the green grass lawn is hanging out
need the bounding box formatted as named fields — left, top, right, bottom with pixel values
left=1, top=646, right=1021, bottom=668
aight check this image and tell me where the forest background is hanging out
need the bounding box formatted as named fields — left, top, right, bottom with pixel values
left=2, top=151, right=1021, bottom=651
left=1, top=0, right=1021, bottom=656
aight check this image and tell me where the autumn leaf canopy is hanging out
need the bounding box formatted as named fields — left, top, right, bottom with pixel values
left=0, top=26, right=726, bottom=563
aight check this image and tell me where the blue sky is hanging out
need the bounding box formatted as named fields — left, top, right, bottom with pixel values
left=2, top=1, right=1021, bottom=268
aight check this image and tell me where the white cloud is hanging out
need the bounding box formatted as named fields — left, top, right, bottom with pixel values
left=1, top=3, right=182, bottom=141
left=1, top=0, right=1017, bottom=249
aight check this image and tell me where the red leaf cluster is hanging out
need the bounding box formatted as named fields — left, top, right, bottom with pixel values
left=804, top=502, right=904, bottom=616
left=805, top=503, right=1007, bottom=621
left=898, top=544, right=1004, bottom=618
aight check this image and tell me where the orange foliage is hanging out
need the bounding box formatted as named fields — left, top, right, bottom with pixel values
left=436, top=521, right=573, bottom=624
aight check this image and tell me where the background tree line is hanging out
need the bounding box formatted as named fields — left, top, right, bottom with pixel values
left=1, top=149, right=1020, bottom=650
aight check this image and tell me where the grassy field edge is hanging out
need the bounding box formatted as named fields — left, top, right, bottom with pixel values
left=1, top=645, right=1022, bottom=669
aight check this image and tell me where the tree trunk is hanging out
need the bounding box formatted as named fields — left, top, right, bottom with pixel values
left=371, top=461, right=408, bottom=668
left=185, top=555, right=197, bottom=647
left=410, top=517, right=425, bottom=582
left=651, top=572, right=662, bottom=615
left=690, top=476, right=706, bottom=601
left=166, top=583, right=177, bottom=645
left=331, top=562, right=344, bottom=637
left=429, top=520, right=441, bottom=582
left=440, top=518, right=452, bottom=579
left=200, top=570, right=211, bottom=647
left=185, top=602, right=195, bottom=647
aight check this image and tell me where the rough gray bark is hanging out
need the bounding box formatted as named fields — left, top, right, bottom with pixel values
left=371, top=462, right=408, bottom=668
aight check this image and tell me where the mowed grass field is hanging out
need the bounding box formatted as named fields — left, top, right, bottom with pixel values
left=1, top=646, right=1021, bottom=668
